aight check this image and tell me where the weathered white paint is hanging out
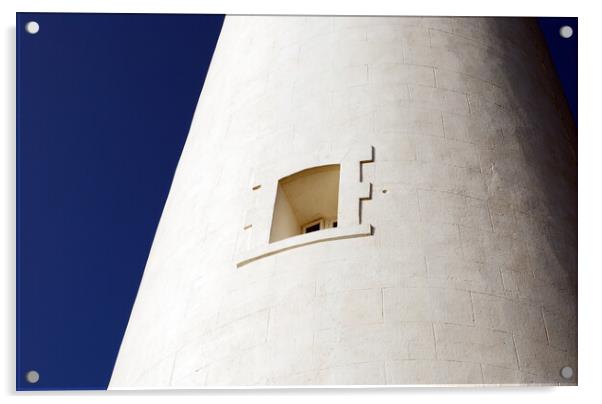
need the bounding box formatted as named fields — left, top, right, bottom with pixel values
left=109, top=16, right=577, bottom=388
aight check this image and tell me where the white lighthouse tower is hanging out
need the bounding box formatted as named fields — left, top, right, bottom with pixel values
left=110, top=16, right=577, bottom=387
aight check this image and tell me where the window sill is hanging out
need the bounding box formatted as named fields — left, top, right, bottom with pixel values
left=236, top=223, right=373, bottom=268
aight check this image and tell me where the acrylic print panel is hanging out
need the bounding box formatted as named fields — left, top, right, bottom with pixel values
left=16, top=13, right=577, bottom=390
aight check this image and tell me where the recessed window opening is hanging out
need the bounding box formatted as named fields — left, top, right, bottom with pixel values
left=269, top=164, right=340, bottom=243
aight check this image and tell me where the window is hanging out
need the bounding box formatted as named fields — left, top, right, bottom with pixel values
left=302, top=220, right=323, bottom=234
left=269, top=164, right=340, bottom=243
left=235, top=146, right=374, bottom=268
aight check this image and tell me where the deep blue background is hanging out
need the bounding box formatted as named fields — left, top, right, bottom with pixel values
left=538, top=17, right=578, bottom=123
left=16, top=14, right=575, bottom=390
left=16, top=13, right=224, bottom=390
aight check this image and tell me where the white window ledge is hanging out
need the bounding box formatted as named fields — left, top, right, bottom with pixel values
left=236, top=223, right=372, bottom=268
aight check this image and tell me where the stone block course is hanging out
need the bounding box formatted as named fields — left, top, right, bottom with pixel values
left=383, top=286, right=473, bottom=325
left=434, top=323, right=518, bottom=369
left=386, top=359, right=483, bottom=385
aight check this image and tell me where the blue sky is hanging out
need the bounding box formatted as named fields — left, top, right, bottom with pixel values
left=17, top=12, right=224, bottom=390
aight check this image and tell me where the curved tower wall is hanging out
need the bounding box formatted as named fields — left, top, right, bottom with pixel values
left=110, top=16, right=577, bottom=387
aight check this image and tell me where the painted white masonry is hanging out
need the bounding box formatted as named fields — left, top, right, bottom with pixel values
left=109, top=16, right=577, bottom=387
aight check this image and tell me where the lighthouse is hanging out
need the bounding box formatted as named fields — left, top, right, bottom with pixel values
left=110, top=16, right=577, bottom=387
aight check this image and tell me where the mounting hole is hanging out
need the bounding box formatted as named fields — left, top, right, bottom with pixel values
left=25, top=21, right=40, bottom=35
left=381, top=189, right=388, bottom=194
left=559, top=25, right=573, bottom=39
left=560, top=366, right=574, bottom=380
left=25, top=370, right=40, bottom=384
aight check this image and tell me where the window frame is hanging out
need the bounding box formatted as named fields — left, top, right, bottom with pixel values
left=301, top=219, right=325, bottom=234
